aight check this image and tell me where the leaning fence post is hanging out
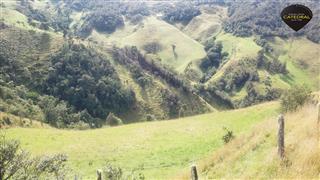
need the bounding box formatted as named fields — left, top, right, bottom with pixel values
left=97, top=169, right=102, bottom=180
left=278, top=114, right=285, bottom=159
left=191, top=164, right=198, bottom=180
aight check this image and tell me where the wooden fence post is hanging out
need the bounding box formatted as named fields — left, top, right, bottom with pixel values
left=278, top=114, right=285, bottom=159
left=191, top=164, right=198, bottom=180
left=97, top=169, right=102, bottom=180
left=317, top=103, right=320, bottom=144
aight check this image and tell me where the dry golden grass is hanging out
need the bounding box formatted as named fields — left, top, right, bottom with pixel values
left=176, top=103, right=320, bottom=179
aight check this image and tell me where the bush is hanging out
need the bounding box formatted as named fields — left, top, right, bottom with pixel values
left=146, top=114, right=156, bottom=121
left=67, top=121, right=90, bottom=130
left=3, top=116, right=12, bottom=125
left=281, top=85, right=311, bottom=112
left=222, top=127, right=234, bottom=144
left=0, top=135, right=69, bottom=179
left=106, top=112, right=123, bottom=126
left=143, top=42, right=162, bottom=54
left=101, top=162, right=145, bottom=180
left=102, top=163, right=123, bottom=179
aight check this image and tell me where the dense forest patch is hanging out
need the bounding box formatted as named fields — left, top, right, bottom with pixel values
left=155, top=2, right=201, bottom=24
left=44, top=44, right=136, bottom=124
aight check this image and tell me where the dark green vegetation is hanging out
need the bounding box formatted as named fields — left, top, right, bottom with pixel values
left=78, top=10, right=124, bottom=37
left=67, top=1, right=150, bottom=37
left=221, top=127, right=234, bottom=144
left=157, top=2, right=201, bottom=24
left=200, top=39, right=228, bottom=82
left=45, top=44, right=135, bottom=127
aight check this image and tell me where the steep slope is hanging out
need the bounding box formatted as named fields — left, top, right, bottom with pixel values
left=90, top=16, right=206, bottom=73
left=183, top=5, right=227, bottom=43
left=200, top=32, right=319, bottom=107
left=177, top=103, right=319, bottom=179
left=268, top=37, right=320, bottom=89
left=206, top=32, right=262, bottom=83
left=4, top=101, right=279, bottom=179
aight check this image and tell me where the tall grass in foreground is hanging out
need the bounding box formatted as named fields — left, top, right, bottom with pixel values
left=177, top=103, right=320, bottom=179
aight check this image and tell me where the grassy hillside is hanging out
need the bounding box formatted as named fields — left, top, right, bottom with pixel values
left=2, top=0, right=318, bottom=116
left=177, top=103, right=320, bottom=179
left=3, top=102, right=279, bottom=179
left=207, top=32, right=262, bottom=83
left=90, top=16, right=206, bottom=73
left=183, top=6, right=227, bottom=43
left=269, top=37, right=320, bottom=90
left=0, top=3, right=211, bottom=123
left=204, top=33, right=319, bottom=103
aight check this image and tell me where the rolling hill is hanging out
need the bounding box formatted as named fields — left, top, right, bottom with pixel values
left=3, top=101, right=279, bottom=179
left=90, top=16, right=206, bottom=73
left=1, top=0, right=319, bottom=124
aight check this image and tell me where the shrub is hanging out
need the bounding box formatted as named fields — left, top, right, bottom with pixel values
left=106, top=112, right=123, bottom=126
left=146, top=114, right=156, bottom=121
left=3, top=116, right=12, bottom=125
left=222, top=127, right=234, bottom=144
left=0, top=135, right=69, bottom=179
left=101, top=162, right=145, bottom=180
left=67, top=121, right=90, bottom=130
left=102, top=163, right=123, bottom=179
left=281, top=85, right=311, bottom=112
left=143, top=42, right=162, bottom=54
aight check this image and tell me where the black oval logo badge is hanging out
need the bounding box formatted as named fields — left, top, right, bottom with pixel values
left=281, top=4, right=313, bottom=31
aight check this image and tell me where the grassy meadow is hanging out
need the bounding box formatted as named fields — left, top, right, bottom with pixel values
left=3, top=102, right=279, bottom=179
